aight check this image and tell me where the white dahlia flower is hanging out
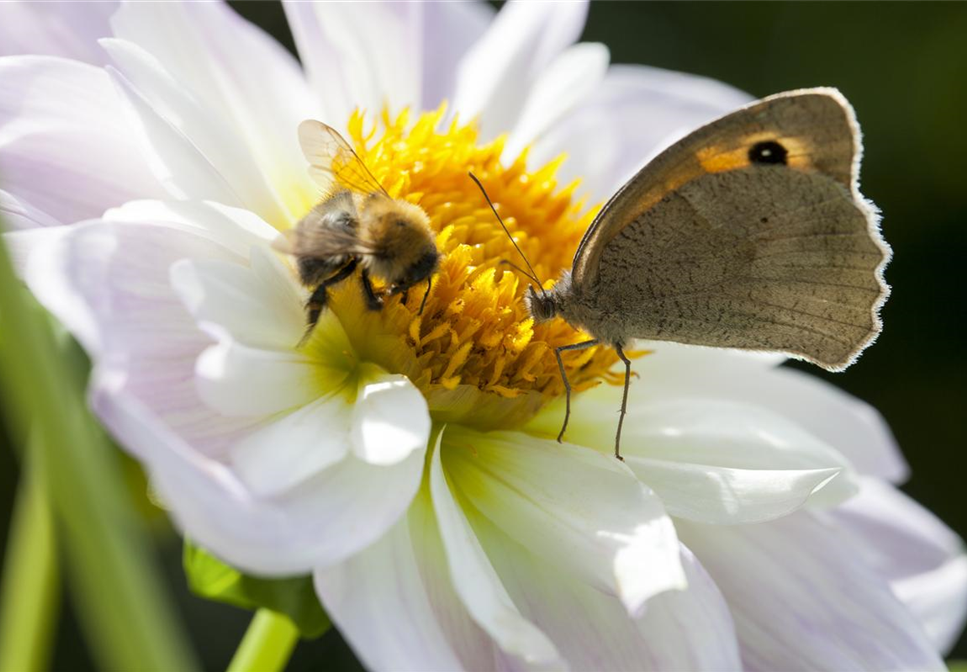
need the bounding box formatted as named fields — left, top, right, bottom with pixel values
left=2, top=1, right=965, bottom=670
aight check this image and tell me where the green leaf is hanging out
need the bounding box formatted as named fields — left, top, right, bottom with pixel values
left=947, top=661, right=967, bottom=672
left=183, top=540, right=331, bottom=639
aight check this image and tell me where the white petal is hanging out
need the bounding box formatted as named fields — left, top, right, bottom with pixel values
left=635, top=342, right=909, bottom=483
left=420, top=1, right=494, bottom=109
left=194, top=339, right=327, bottom=418
left=24, top=220, right=236, bottom=356
left=104, top=199, right=277, bottom=259
left=101, top=38, right=291, bottom=225
left=110, top=0, right=318, bottom=220
left=107, top=66, right=246, bottom=210
left=633, top=457, right=841, bottom=525
left=169, top=248, right=305, bottom=351
left=92, top=373, right=425, bottom=574
left=282, top=2, right=421, bottom=125
left=430, top=431, right=564, bottom=669
left=452, top=0, right=588, bottom=140
left=678, top=514, right=945, bottom=671
left=745, top=366, right=908, bottom=483
left=0, top=189, right=60, bottom=230
left=531, top=64, right=753, bottom=201
left=472, top=513, right=742, bottom=671
left=0, top=56, right=165, bottom=224
left=21, top=217, right=264, bottom=459
left=315, top=488, right=502, bottom=672
left=832, top=478, right=967, bottom=654
left=2, top=227, right=63, bottom=278
left=503, top=42, right=610, bottom=160
left=443, top=426, right=685, bottom=615
left=529, top=390, right=859, bottom=517
left=230, top=394, right=352, bottom=498
left=0, top=1, right=115, bottom=64
left=350, top=366, right=431, bottom=466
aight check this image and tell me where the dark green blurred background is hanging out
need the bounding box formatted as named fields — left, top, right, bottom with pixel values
left=1, top=2, right=964, bottom=669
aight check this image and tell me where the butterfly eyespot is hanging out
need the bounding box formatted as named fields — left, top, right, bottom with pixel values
left=749, top=140, right=788, bottom=165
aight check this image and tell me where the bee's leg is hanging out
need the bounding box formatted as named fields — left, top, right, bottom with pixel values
left=360, top=269, right=382, bottom=310
left=418, top=276, right=432, bottom=316
left=613, top=342, right=633, bottom=462
left=302, top=259, right=358, bottom=336
left=553, top=339, right=599, bottom=443
left=398, top=288, right=410, bottom=306
left=306, top=284, right=328, bottom=327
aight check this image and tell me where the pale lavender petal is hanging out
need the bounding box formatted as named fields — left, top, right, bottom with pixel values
left=0, top=190, right=60, bottom=230
left=679, top=513, right=944, bottom=671
left=22, top=203, right=277, bottom=458
left=93, top=377, right=425, bottom=575
left=451, top=0, right=588, bottom=139
left=0, top=56, right=165, bottom=224
left=530, top=64, right=752, bottom=201
left=831, top=478, right=967, bottom=653
left=0, top=1, right=116, bottom=65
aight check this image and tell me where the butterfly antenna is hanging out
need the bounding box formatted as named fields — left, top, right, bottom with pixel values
left=468, top=172, right=547, bottom=297
left=499, top=259, right=538, bottom=280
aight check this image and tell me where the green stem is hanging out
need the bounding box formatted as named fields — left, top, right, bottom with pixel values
left=0, top=450, right=59, bottom=672
left=0, top=231, right=199, bottom=672
left=227, top=610, right=300, bottom=672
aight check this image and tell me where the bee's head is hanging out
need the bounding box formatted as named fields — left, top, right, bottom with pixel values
left=359, top=197, right=440, bottom=287
left=395, top=246, right=440, bottom=290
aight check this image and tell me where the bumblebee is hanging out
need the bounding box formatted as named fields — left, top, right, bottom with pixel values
left=274, top=121, right=440, bottom=328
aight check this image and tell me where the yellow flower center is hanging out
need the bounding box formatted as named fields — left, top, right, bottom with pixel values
left=302, top=107, right=623, bottom=429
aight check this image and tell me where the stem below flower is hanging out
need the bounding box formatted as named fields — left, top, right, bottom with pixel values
left=228, top=609, right=301, bottom=672
left=0, top=450, right=59, bottom=672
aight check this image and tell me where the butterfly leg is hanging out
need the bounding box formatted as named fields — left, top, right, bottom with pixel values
left=553, top=339, right=599, bottom=443
left=360, top=268, right=383, bottom=310
left=614, top=343, right=633, bottom=462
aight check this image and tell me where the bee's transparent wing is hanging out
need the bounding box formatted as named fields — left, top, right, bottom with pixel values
left=272, top=216, right=376, bottom=258
left=298, top=120, right=389, bottom=198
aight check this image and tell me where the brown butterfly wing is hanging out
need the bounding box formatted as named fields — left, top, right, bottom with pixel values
left=571, top=88, right=889, bottom=370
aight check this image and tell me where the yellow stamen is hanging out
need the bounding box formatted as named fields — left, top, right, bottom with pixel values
left=301, top=106, right=623, bottom=429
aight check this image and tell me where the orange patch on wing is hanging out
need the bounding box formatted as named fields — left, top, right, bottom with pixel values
left=697, top=133, right=815, bottom=173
